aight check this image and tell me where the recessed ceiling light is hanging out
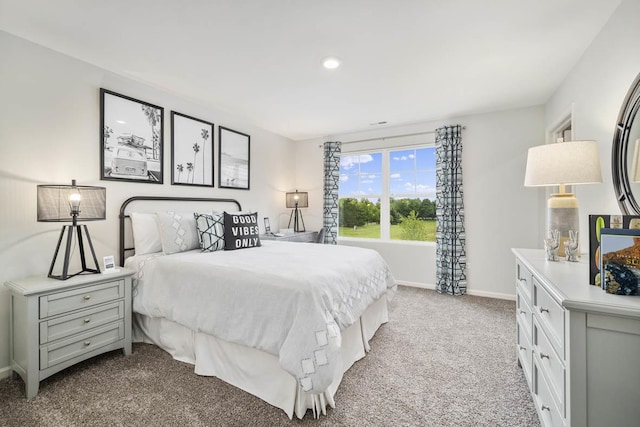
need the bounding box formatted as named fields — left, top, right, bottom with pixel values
left=322, top=56, right=342, bottom=70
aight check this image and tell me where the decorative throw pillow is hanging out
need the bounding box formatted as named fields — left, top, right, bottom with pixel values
left=130, top=212, right=162, bottom=255
left=194, top=212, right=225, bottom=252
left=155, top=211, right=200, bottom=255
left=223, top=212, right=261, bottom=250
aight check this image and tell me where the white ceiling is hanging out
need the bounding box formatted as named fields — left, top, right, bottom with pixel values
left=0, top=0, right=622, bottom=141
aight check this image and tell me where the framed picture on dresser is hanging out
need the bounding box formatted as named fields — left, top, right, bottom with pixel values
left=219, top=126, right=250, bottom=190
left=171, top=111, right=214, bottom=187
left=100, top=89, right=164, bottom=183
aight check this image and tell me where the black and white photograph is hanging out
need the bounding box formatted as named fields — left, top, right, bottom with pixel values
left=100, top=88, right=164, bottom=183
left=171, top=112, right=214, bottom=187
left=219, top=126, right=250, bottom=190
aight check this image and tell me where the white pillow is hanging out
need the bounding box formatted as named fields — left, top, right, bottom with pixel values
left=155, top=211, right=200, bottom=255
left=130, top=212, right=162, bottom=255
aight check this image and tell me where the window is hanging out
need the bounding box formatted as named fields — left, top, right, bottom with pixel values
left=338, top=145, right=436, bottom=242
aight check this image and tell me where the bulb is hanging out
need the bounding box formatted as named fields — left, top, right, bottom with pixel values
left=69, top=189, right=81, bottom=214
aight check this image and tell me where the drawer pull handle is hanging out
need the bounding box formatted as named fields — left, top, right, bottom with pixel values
left=84, top=295, right=91, bottom=301
left=519, top=345, right=526, bottom=351
left=540, top=352, right=550, bottom=359
left=84, top=341, right=91, bottom=346
left=539, top=307, right=549, bottom=313
left=84, top=318, right=91, bottom=324
left=519, top=310, right=526, bottom=315
left=541, top=404, right=550, bottom=411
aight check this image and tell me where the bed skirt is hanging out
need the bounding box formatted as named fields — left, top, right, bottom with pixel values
left=133, top=296, right=389, bottom=419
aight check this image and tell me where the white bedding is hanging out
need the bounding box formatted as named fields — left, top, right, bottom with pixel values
left=126, top=241, right=396, bottom=395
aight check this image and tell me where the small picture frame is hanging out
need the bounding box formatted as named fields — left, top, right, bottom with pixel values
left=600, top=228, right=640, bottom=295
left=264, top=217, right=271, bottom=234
left=102, top=255, right=119, bottom=274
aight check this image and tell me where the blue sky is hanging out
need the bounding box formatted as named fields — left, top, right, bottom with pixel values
left=339, top=148, right=436, bottom=198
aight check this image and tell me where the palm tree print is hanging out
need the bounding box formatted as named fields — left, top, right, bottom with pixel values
left=176, top=164, right=184, bottom=182
left=192, top=142, right=200, bottom=184
left=200, top=128, right=209, bottom=184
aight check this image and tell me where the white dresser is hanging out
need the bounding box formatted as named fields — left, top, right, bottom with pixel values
left=513, top=248, right=640, bottom=427
left=5, top=269, right=133, bottom=399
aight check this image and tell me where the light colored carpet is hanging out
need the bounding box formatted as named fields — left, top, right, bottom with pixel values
left=0, top=286, right=540, bottom=426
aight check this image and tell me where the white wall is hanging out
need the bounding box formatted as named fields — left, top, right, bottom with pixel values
left=545, top=0, right=640, bottom=245
left=296, top=106, right=544, bottom=299
left=0, top=32, right=296, bottom=373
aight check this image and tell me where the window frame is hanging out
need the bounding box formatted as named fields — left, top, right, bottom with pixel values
left=338, top=143, right=436, bottom=245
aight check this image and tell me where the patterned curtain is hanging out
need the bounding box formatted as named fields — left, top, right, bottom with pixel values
left=323, top=141, right=341, bottom=244
left=435, top=125, right=466, bottom=295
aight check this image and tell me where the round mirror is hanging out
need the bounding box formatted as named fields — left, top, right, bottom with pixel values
left=612, top=72, right=640, bottom=214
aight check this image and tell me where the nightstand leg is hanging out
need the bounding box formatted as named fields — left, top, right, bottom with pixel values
left=25, top=375, right=39, bottom=399
left=123, top=342, right=132, bottom=356
left=11, top=370, right=18, bottom=380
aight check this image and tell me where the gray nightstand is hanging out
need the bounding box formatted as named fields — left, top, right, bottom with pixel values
left=5, top=269, right=133, bottom=399
left=261, top=231, right=318, bottom=243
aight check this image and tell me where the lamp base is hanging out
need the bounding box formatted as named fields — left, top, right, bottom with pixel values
left=48, top=224, right=101, bottom=280
left=287, top=207, right=306, bottom=233
left=547, top=193, right=579, bottom=257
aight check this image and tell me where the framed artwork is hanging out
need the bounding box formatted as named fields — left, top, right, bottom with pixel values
left=171, top=111, right=214, bottom=187
left=100, top=89, right=164, bottom=183
left=219, top=126, right=250, bottom=190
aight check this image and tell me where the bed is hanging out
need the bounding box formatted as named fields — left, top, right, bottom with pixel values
left=119, top=196, right=396, bottom=419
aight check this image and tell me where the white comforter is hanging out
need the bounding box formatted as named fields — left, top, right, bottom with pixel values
left=127, top=241, right=396, bottom=394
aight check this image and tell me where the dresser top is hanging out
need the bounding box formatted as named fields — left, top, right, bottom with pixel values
left=4, top=268, right=133, bottom=296
left=513, top=248, right=640, bottom=318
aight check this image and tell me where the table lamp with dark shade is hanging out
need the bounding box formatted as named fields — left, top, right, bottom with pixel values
left=37, top=180, right=106, bottom=280
left=286, top=190, right=308, bottom=232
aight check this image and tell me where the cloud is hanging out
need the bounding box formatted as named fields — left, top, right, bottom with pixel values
left=390, top=173, right=401, bottom=179
left=416, top=184, right=435, bottom=193
left=361, top=179, right=373, bottom=184
left=339, top=174, right=349, bottom=182
left=340, top=154, right=374, bottom=170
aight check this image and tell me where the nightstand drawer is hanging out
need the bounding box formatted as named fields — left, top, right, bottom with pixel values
left=533, top=277, right=565, bottom=358
left=533, top=317, right=565, bottom=414
left=39, top=279, right=124, bottom=319
left=40, top=321, right=124, bottom=370
left=39, top=301, right=125, bottom=344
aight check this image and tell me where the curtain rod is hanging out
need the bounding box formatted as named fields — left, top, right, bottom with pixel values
left=338, top=126, right=466, bottom=145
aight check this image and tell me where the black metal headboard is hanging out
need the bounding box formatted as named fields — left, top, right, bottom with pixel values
left=119, top=196, right=242, bottom=266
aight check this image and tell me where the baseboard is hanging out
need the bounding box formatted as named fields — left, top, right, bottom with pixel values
left=0, top=365, right=12, bottom=381
left=397, top=281, right=515, bottom=301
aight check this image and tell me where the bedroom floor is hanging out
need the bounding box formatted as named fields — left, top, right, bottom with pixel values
left=0, top=286, right=539, bottom=426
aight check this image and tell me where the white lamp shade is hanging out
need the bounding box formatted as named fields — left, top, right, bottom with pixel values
left=524, top=140, right=603, bottom=187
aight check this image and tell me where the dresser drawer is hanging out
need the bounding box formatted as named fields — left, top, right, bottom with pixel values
left=517, top=318, right=533, bottom=388
left=533, top=277, right=565, bottom=358
left=533, top=317, right=565, bottom=414
left=39, top=279, right=125, bottom=319
left=40, top=321, right=124, bottom=370
left=533, top=358, right=564, bottom=427
left=517, top=288, right=533, bottom=338
left=39, top=301, right=125, bottom=344
left=516, top=259, right=533, bottom=304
